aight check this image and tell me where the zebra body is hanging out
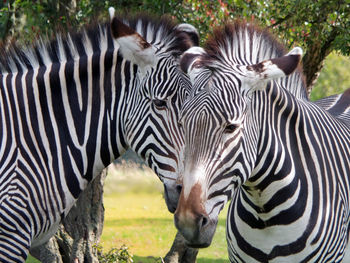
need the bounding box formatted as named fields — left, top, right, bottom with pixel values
left=225, top=85, right=350, bottom=262
left=0, top=13, right=197, bottom=262
left=314, top=88, right=350, bottom=125
left=175, top=22, right=350, bottom=262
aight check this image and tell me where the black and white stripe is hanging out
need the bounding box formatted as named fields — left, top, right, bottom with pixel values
left=0, top=13, right=197, bottom=262
left=175, top=21, right=350, bottom=262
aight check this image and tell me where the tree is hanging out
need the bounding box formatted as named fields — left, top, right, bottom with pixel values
left=260, top=0, right=350, bottom=94
left=171, top=0, right=350, bottom=95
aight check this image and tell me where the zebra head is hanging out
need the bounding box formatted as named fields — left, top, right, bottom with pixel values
left=174, top=40, right=302, bottom=247
left=109, top=11, right=198, bottom=212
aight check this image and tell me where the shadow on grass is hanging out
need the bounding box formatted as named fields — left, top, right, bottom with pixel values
left=104, top=217, right=227, bottom=227
left=133, top=255, right=229, bottom=263
left=104, top=217, right=174, bottom=226
left=104, top=217, right=228, bottom=262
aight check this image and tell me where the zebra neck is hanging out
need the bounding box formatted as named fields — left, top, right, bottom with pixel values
left=229, top=86, right=350, bottom=262
left=242, top=81, right=350, bottom=223
left=0, top=47, right=135, bottom=208
left=46, top=48, right=127, bottom=178
left=243, top=84, right=305, bottom=213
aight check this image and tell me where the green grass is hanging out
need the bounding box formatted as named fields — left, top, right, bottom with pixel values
left=101, top=192, right=228, bottom=262
left=26, top=256, right=40, bottom=263
left=27, top=163, right=229, bottom=262
left=101, top=163, right=229, bottom=262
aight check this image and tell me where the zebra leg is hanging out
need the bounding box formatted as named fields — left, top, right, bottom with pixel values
left=164, top=231, right=198, bottom=263
left=30, top=170, right=106, bottom=263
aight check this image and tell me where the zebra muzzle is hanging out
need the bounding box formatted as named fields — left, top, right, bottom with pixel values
left=174, top=183, right=217, bottom=248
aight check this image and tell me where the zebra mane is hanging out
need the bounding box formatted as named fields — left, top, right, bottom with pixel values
left=0, top=14, right=194, bottom=74
left=119, top=14, right=197, bottom=56
left=0, top=22, right=110, bottom=74
left=203, top=20, right=308, bottom=99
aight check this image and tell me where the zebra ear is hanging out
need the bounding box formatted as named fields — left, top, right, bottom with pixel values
left=110, top=17, right=156, bottom=68
left=180, top=47, right=206, bottom=83
left=246, top=47, right=303, bottom=83
left=108, top=7, right=115, bottom=20
left=175, top=23, right=200, bottom=47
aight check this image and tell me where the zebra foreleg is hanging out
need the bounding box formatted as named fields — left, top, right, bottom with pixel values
left=0, top=200, right=32, bottom=262
left=164, top=231, right=198, bottom=263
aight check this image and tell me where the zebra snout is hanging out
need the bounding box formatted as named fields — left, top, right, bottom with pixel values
left=174, top=209, right=214, bottom=248
left=174, top=185, right=216, bottom=247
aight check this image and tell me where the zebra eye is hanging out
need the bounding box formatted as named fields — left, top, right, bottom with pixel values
left=225, top=124, right=237, bottom=132
left=153, top=99, right=167, bottom=109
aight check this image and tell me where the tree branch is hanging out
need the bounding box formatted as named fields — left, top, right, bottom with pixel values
left=268, top=13, right=292, bottom=29
left=303, top=26, right=340, bottom=94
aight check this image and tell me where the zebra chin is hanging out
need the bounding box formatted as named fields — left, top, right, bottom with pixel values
left=173, top=182, right=218, bottom=248
left=163, top=184, right=182, bottom=213
left=174, top=212, right=218, bottom=248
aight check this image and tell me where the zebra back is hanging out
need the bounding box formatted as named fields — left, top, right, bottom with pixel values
left=314, top=88, right=350, bottom=125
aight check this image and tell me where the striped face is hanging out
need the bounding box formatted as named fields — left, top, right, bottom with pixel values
left=175, top=46, right=302, bottom=247
left=112, top=16, right=198, bottom=212
left=124, top=54, right=191, bottom=213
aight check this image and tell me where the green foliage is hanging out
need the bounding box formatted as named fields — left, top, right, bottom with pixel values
left=94, top=244, right=134, bottom=263
left=167, top=0, right=350, bottom=55
left=2, top=0, right=349, bottom=58
left=0, top=0, right=181, bottom=43
left=255, top=0, right=350, bottom=54
left=0, top=0, right=108, bottom=43
left=172, top=0, right=230, bottom=41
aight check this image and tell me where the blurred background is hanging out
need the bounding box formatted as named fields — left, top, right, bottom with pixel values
left=1, top=0, right=349, bottom=100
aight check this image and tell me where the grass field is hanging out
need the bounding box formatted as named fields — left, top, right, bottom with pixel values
left=27, top=161, right=229, bottom=262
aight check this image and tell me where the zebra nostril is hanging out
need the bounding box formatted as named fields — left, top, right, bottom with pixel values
left=176, top=185, right=182, bottom=194
left=200, top=215, right=209, bottom=228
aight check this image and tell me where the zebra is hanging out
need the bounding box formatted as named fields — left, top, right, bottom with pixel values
left=314, top=88, right=350, bottom=125
left=0, top=8, right=198, bottom=262
left=174, top=21, right=350, bottom=262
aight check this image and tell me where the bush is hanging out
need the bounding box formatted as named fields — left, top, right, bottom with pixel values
left=94, top=244, right=134, bottom=263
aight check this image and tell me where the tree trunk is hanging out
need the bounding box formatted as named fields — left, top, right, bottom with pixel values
left=29, top=236, right=64, bottom=263
left=30, top=169, right=107, bottom=263
left=302, top=27, right=339, bottom=95
left=164, top=232, right=198, bottom=263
